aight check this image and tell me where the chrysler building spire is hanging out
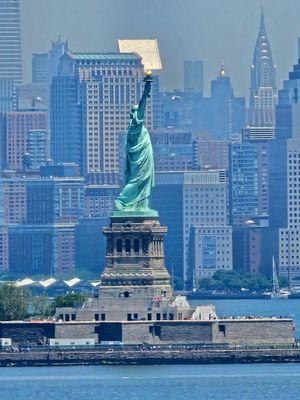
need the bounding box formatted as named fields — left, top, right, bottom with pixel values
left=259, top=6, right=265, bottom=31
left=249, top=8, right=277, bottom=126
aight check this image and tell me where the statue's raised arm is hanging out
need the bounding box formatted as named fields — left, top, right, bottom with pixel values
left=114, top=72, right=157, bottom=217
left=137, top=78, right=152, bottom=120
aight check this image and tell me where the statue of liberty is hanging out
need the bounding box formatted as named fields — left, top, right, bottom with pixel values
left=114, top=72, right=157, bottom=216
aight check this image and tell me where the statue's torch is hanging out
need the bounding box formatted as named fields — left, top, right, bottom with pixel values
left=144, top=70, right=153, bottom=97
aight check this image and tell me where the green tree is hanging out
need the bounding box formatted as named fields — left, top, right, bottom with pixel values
left=0, top=284, right=32, bottom=321
left=51, top=293, right=86, bottom=314
left=30, top=295, right=52, bottom=318
left=199, top=270, right=273, bottom=292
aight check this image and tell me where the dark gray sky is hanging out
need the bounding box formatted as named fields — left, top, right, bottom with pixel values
left=21, top=0, right=300, bottom=97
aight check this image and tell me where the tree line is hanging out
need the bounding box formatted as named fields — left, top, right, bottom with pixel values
left=199, top=270, right=288, bottom=292
left=0, top=284, right=85, bottom=321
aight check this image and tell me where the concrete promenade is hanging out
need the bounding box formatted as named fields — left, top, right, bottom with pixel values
left=1, top=347, right=300, bottom=366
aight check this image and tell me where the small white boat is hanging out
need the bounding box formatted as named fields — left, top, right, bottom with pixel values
left=269, top=289, right=290, bottom=299
left=264, top=258, right=291, bottom=299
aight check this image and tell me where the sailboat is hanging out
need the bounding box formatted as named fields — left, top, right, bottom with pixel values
left=264, top=258, right=291, bottom=299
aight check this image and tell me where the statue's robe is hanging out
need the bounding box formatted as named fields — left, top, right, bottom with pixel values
left=115, top=84, right=154, bottom=211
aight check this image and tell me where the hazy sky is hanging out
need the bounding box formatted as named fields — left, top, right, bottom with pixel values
left=21, top=0, right=300, bottom=97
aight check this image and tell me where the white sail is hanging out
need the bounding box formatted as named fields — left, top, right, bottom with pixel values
left=272, top=257, right=280, bottom=294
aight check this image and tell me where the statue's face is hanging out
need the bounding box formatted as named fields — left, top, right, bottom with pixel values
left=130, top=105, right=138, bottom=119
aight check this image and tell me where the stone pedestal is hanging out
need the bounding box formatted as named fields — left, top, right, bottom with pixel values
left=98, top=215, right=173, bottom=321
left=55, top=215, right=194, bottom=323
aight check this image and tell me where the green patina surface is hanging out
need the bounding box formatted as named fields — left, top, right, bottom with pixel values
left=114, top=76, right=157, bottom=217
left=71, top=52, right=139, bottom=61
left=112, top=210, right=158, bottom=218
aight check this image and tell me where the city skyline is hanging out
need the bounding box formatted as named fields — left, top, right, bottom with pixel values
left=21, top=0, right=300, bottom=97
left=0, top=0, right=299, bottom=289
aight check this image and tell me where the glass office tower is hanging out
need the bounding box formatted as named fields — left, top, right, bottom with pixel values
left=0, top=0, right=22, bottom=84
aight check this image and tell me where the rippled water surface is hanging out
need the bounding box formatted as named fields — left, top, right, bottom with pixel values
left=1, top=364, right=300, bottom=400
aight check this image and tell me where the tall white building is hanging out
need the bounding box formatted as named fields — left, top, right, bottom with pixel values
left=153, top=170, right=232, bottom=287
left=182, top=171, right=232, bottom=286
left=0, top=0, right=22, bottom=84
left=279, top=139, right=300, bottom=285
left=0, top=0, right=22, bottom=112
left=190, top=226, right=232, bottom=285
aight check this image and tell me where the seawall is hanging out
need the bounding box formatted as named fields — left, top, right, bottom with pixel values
left=1, top=348, right=300, bottom=367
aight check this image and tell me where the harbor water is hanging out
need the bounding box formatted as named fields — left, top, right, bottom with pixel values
left=1, top=364, right=300, bottom=400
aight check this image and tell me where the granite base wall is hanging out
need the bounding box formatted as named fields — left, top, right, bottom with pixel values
left=215, top=320, right=295, bottom=345
left=102, top=319, right=294, bottom=345
left=0, top=323, right=55, bottom=344
left=55, top=323, right=98, bottom=341
left=159, top=322, right=213, bottom=343
left=0, top=319, right=295, bottom=346
left=98, top=321, right=215, bottom=344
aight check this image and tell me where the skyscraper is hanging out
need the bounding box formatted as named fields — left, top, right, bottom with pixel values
left=1, top=176, right=26, bottom=224
left=0, top=78, right=14, bottom=113
left=51, top=52, right=147, bottom=179
left=278, top=139, right=300, bottom=285
left=50, top=74, right=83, bottom=169
left=27, top=129, right=49, bottom=170
left=193, top=136, right=230, bottom=170
left=269, top=40, right=300, bottom=229
left=2, top=111, right=48, bottom=171
left=198, top=64, right=246, bottom=139
left=0, top=0, right=22, bottom=84
left=150, top=128, right=194, bottom=171
left=8, top=224, right=75, bottom=275
left=275, top=38, right=300, bottom=141
left=27, top=38, right=69, bottom=110
left=230, top=140, right=273, bottom=276
left=0, top=0, right=22, bottom=111
left=32, top=53, right=49, bottom=84
left=0, top=226, right=8, bottom=273
left=84, top=185, right=119, bottom=218
left=229, top=142, right=269, bottom=226
left=26, top=177, right=84, bottom=225
left=184, top=60, right=203, bottom=93
left=190, top=226, right=232, bottom=286
left=32, top=37, right=69, bottom=85
left=160, top=89, right=203, bottom=131
left=249, top=9, right=277, bottom=126
left=267, top=40, right=300, bottom=286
